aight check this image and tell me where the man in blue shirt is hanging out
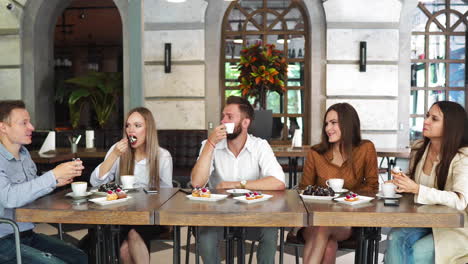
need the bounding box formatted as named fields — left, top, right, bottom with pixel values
left=0, top=100, right=88, bottom=264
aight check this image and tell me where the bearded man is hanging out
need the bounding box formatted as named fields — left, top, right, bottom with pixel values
left=191, top=96, right=285, bottom=264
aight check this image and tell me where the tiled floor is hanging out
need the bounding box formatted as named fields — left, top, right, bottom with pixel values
left=34, top=224, right=388, bottom=263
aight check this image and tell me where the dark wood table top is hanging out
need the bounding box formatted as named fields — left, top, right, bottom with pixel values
left=30, top=148, right=107, bottom=164
left=376, top=148, right=411, bottom=159
left=15, top=188, right=179, bottom=225
left=302, top=193, right=463, bottom=228
left=271, top=145, right=310, bottom=158
left=157, top=189, right=308, bottom=227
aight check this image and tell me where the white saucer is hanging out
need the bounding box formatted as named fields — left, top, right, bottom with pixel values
left=65, top=192, right=93, bottom=199
left=333, top=188, right=349, bottom=193
left=376, top=193, right=402, bottom=199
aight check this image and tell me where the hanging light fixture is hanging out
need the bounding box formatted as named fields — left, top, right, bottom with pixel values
left=277, top=35, right=290, bottom=44
left=233, top=20, right=243, bottom=44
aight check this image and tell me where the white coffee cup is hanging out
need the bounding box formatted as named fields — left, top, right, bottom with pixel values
left=71, top=181, right=88, bottom=196
left=224, top=123, right=235, bottom=134
left=382, top=183, right=397, bottom=197
left=120, top=175, right=135, bottom=189
left=325, top=178, right=344, bottom=192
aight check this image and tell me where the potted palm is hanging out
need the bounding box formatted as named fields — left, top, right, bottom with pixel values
left=237, top=44, right=287, bottom=109
left=65, top=71, right=122, bottom=129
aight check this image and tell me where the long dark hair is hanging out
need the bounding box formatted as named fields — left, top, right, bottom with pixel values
left=119, top=107, right=161, bottom=189
left=409, top=101, right=468, bottom=190
left=313, top=103, right=362, bottom=163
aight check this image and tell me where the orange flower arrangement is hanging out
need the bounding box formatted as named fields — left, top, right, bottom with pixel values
left=237, top=44, right=288, bottom=109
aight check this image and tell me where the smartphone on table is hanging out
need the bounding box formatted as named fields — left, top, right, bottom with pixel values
left=144, top=187, right=159, bottom=194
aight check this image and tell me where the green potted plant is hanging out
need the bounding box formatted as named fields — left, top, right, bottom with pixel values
left=237, top=43, right=288, bottom=109
left=65, top=71, right=122, bottom=128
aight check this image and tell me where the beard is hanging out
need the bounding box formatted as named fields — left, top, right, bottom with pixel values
left=227, top=122, right=242, bottom=140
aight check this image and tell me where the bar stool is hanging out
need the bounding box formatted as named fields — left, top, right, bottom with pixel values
left=0, top=218, right=22, bottom=264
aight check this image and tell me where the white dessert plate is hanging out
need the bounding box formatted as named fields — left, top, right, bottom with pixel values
left=186, top=194, right=228, bottom=202
left=333, top=188, right=349, bottom=193
left=233, top=194, right=273, bottom=204
left=334, top=195, right=374, bottom=206
left=376, top=193, right=402, bottom=199
left=300, top=193, right=340, bottom=201
left=88, top=196, right=132, bottom=206
left=226, top=189, right=251, bottom=196
left=65, top=192, right=93, bottom=199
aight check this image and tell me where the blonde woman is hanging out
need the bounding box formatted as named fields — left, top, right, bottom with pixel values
left=90, top=107, right=172, bottom=264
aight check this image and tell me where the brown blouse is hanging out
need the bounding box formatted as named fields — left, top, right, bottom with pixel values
left=299, top=140, right=379, bottom=194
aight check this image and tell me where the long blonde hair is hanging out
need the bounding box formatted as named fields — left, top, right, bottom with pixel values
left=119, top=107, right=160, bottom=189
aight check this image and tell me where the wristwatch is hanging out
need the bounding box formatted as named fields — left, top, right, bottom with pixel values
left=240, top=180, right=247, bottom=189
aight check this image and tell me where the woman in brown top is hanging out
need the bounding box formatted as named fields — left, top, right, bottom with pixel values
left=300, top=103, right=378, bottom=264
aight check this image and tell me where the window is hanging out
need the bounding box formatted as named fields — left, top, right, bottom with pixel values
left=410, top=0, right=467, bottom=141
left=221, top=0, right=310, bottom=144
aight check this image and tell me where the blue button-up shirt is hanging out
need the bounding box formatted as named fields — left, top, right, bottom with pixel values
left=0, top=143, right=56, bottom=238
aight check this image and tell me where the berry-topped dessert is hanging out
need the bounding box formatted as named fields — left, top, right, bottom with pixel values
left=199, top=187, right=211, bottom=198
left=245, top=192, right=256, bottom=200
left=192, top=186, right=201, bottom=197
left=302, top=185, right=335, bottom=196
left=344, top=192, right=359, bottom=202
left=99, top=182, right=123, bottom=193
left=106, top=190, right=118, bottom=201
left=116, top=188, right=127, bottom=199
left=253, top=191, right=264, bottom=199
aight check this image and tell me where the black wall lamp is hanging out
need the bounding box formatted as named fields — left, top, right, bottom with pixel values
left=359, top=41, right=367, bottom=72
left=164, top=43, right=171, bottom=73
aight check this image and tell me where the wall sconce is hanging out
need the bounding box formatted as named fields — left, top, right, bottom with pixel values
left=164, top=43, right=171, bottom=73
left=359, top=41, right=366, bottom=72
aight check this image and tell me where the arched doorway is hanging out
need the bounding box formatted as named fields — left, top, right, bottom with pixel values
left=21, top=0, right=131, bottom=129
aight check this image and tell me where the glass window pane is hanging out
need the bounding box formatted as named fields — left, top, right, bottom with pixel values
left=288, top=62, right=303, bottom=80
left=424, top=0, right=446, bottom=14
left=245, top=35, right=262, bottom=47
left=450, top=0, right=468, bottom=15
left=428, top=90, right=446, bottom=106
left=266, top=91, right=282, bottom=114
left=287, top=117, right=303, bottom=139
left=449, top=36, right=465, bottom=60
left=411, top=63, right=425, bottom=87
left=454, top=22, right=466, bottom=32
left=412, top=8, right=428, bottom=32
left=225, top=62, right=240, bottom=79
left=410, top=90, right=425, bottom=115
left=267, top=13, right=283, bottom=30
left=288, top=81, right=302, bottom=86
left=288, top=35, right=305, bottom=58
left=240, top=0, right=264, bottom=11
left=434, top=14, right=447, bottom=29
left=428, top=35, right=446, bottom=59
left=225, top=39, right=242, bottom=59
left=287, top=90, right=303, bottom=114
left=228, top=9, right=246, bottom=31
left=429, top=21, right=443, bottom=32
left=225, top=90, right=242, bottom=98
left=271, top=117, right=284, bottom=139
left=410, top=117, right=424, bottom=142
left=428, top=63, right=446, bottom=87
left=449, top=91, right=465, bottom=107
left=449, top=63, right=465, bottom=87
left=247, top=13, right=264, bottom=30
left=411, top=35, right=425, bottom=59
left=269, top=34, right=288, bottom=50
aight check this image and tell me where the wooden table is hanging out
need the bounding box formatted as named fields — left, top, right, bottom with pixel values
left=302, top=193, right=463, bottom=264
left=15, top=188, right=179, bottom=263
left=271, top=145, right=310, bottom=189
left=376, top=148, right=411, bottom=180
left=158, top=189, right=307, bottom=264
left=30, top=148, right=107, bottom=164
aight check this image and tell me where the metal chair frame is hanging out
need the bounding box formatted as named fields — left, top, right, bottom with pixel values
left=0, top=218, right=22, bottom=264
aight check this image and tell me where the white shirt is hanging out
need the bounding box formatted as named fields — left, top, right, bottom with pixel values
left=200, top=134, right=285, bottom=188
left=90, top=143, right=173, bottom=188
